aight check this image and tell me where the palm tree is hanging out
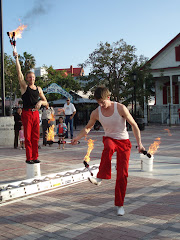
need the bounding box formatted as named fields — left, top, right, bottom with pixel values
left=19, top=52, right=36, bottom=75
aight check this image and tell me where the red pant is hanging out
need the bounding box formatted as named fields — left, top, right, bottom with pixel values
left=97, top=137, right=131, bottom=206
left=21, top=109, right=40, bottom=161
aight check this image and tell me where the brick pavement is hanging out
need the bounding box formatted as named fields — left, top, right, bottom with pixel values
left=0, top=125, right=180, bottom=239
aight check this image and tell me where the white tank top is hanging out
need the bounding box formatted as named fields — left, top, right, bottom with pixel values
left=98, top=102, right=129, bottom=140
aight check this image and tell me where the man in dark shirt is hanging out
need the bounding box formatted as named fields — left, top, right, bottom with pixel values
left=14, top=107, right=22, bottom=149
left=13, top=51, right=47, bottom=164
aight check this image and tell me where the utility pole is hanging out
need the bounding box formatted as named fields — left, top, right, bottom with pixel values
left=0, top=0, right=5, bottom=116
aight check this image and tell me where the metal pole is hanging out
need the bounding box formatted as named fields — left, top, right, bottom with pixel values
left=0, top=0, right=5, bottom=116
left=134, top=81, right=136, bottom=119
left=10, top=79, right=12, bottom=116
left=169, top=103, right=171, bottom=127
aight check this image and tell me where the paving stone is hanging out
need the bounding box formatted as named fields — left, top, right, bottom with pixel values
left=0, top=126, right=180, bottom=239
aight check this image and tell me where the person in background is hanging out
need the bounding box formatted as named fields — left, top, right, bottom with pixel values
left=63, top=98, right=76, bottom=139
left=14, top=107, right=22, bottom=149
left=13, top=51, right=48, bottom=164
left=42, top=104, right=50, bottom=146
left=19, top=125, right=25, bottom=150
left=56, top=116, right=67, bottom=149
left=72, top=86, right=145, bottom=216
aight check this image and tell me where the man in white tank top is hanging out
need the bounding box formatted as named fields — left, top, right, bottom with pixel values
left=72, top=87, right=145, bottom=216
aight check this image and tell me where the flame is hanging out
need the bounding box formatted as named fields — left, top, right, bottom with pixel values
left=48, top=114, right=55, bottom=124
left=84, top=139, right=95, bottom=163
left=148, top=137, right=161, bottom=155
left=9, top=24, right=27, bottom=39
left=46, top=113, right=55, bottom=141
left=164, top=129, right=172, bottom=136
left=47, top=125, right=55, bottom=141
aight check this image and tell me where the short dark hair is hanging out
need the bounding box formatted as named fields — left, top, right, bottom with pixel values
left=94, top=87, right=111, bottom=100
left=25, top=71, right=35, bottom=79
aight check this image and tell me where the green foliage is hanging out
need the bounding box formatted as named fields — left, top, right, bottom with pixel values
left=79, top=39, right=154, bottom=110
left=4, top=53, right=20, bottom=99
left=122, top=56, right=155, bottom=109
left=18, top=52, right=36, bottom=76
left=38, top=66, right=81, bottom=102
left=79, top=39, right=137, bottom=102
left=2, top=52, right=36, bottom=99
left=2, top=53, right=81, bottom=102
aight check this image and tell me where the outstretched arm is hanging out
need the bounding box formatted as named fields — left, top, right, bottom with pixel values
left=71, top=108, right=98, bottom=144
left=13, top=51, right=27, bottom=95
left=118, top=104, right=145, bottom=152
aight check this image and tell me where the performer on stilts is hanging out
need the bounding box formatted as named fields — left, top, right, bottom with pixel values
left=72, top=86, right=145, bottom=216
left=13, top=51, right=48, bottom=164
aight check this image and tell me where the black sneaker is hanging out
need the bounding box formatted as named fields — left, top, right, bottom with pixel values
left=33, top=159, right=41, bottom=163
left=26, top=160, right=34, bottom=164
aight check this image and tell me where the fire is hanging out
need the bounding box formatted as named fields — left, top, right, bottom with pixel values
left=84, top=139, right=95, bottom=163
left=47, top=125, right=55, bottom=141
left=148, top=137, right=161, bottom=155
left=164, top=129, right=172, bottom=136
left=9, top=24, right=27, bottom=39
left=48, top=114, right=55, bottom=124
left=47, top=113, right=55, bottom=141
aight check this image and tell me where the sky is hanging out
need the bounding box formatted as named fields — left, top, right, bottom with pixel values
left=2, top=0, right=180, bottom=74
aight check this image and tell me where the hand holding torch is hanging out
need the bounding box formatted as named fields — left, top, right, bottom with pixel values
left=136, top=146, right=151, bottom=158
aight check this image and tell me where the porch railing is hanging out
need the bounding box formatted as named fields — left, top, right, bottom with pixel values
left=148, top=104, right=179, bottom=124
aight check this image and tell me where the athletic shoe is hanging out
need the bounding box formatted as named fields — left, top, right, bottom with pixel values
left=33, top=159, right=41, bottom=163
left=25, top=160, right=34, bottom=164
left=88, top=177, right=102, bottom=186
left=117, top=206, right=125, bottom=216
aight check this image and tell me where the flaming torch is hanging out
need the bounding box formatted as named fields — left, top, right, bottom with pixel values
left=83, top=139, right=95, bottom=176
left=7, top=24, right=27, bottom=53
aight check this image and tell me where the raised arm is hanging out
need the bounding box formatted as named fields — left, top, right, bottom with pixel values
left=13, top=51, right=27, bottom=95
left=118, top=103, right=145, bottom=152
left=71, top=108, right=98, bottom=144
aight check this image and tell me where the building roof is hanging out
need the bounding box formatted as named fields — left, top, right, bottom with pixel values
left=56, top=65, right=84, bottom=77
left=141, top=33, right=180, bottom=71
left=147, top=33, right=180, bottom=65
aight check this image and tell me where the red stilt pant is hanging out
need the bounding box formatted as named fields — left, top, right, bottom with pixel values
left=97, top=137, right=131, bottom=206
left=21, top=109, right=40, bottom=161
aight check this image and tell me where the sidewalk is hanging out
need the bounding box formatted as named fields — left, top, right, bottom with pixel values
left=0, top=125, right=180, bottom=240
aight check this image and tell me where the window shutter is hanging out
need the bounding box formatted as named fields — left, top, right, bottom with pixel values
left=175, top=45, right=180, bottom=61
left=175, top=85, right=179, bottom=104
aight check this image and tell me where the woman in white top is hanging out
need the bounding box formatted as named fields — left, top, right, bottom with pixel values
left=72, top=87, right=145, bottom=216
